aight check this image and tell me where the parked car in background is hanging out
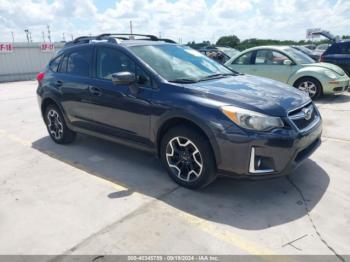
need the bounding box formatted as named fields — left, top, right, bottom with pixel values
left=313, top=44, right=330, bottom=56
left=292, top=45, right=319, bottom=61
left=37, top=34, right=322, bottom=189
left=198, top=46, right=239, bottom=64
left=225, top=46, right=349, bottom=99
left=304, top=44, right=316, bottom=50
left=320, top=40, right=350, bottom=76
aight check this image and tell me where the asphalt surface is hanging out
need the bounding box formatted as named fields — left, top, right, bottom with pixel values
left=0, top=81, right=349, bottom=259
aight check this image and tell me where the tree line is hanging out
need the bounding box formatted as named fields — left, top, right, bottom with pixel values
left=187, top=34, right=350, bottom=50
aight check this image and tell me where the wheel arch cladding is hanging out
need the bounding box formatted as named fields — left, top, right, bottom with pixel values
left=41, top=96, right=69, bottom=123
left=41, top=97, right=59, bottom=115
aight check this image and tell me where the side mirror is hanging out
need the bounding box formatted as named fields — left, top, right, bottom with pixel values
left=112, top=71, right=136, bottom=85
left=283, top=59, right=293, bottom=66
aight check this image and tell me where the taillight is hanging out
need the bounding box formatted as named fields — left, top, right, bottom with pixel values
left=36, top=72, right=45, bottom=84
left=319, top=55, right=324, bottom=62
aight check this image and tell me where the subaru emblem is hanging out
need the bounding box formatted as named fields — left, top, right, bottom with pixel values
left=302, top=107, right=313, bottom=121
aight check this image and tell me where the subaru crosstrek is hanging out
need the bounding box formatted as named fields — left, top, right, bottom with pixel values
left=36, top=34, right=322, bottom=189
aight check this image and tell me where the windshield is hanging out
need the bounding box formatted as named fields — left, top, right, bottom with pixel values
left=217, top=47, right=239, bottom=58
left=129, top=44, right=234, bottom=82
left=295, top=46, right=312, bottom=54
left=284, top=48, right=315, bottom=64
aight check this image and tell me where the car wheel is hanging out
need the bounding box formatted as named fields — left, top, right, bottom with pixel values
left=44, top=105, right=76, bottom=144
left=160, top=126, right=217, bottom=189
left=294, top=77, right=322, bottom=99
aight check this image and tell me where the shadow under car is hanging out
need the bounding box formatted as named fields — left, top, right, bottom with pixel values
left=32, top=134, right=329, bottom=230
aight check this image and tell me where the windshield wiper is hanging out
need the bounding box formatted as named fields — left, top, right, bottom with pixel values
left=199, top=73, right=235, bottom=81
left=169, top=78, right=198, bottom=83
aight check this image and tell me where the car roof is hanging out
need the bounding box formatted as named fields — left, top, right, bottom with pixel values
left=198, top=45, right=235, bottom=51
left=62, top=34, right=178, bottom=51
left=119, top=40, right=176, bottom=47
left=57, top=40, right=177, bottom=56
left=241, top=45, right=290, bottom=52
left=225, top=45, right=296, bottom=65
left=334, top=39, right=350, bottom=44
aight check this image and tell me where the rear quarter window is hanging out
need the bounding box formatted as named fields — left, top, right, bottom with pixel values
left=49, top=55, right=62, bottom=72
left=339, top=43, right=350, bottom=54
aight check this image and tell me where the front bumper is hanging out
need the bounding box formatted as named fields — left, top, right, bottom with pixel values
left=323, top=76, right=349, bottom=95
left=215, top=110, right=322, bottom=178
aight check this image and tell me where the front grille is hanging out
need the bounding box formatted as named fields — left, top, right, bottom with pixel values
left=288, top=103, right=319, bottom=131
left=333, top=86, right=343, bottom=92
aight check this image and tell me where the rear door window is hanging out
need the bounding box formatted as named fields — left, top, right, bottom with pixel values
left=66, top=48, right=92, bottom=77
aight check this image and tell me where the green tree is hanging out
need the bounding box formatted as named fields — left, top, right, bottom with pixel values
left=216, top=35, right=240, bottom=48
left=187, top=40, right=211, bottom=49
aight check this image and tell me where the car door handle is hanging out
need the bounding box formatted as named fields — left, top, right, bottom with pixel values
left=55, top=80, right=63, bottom=87
left=88, top=86, right=102, bottom=96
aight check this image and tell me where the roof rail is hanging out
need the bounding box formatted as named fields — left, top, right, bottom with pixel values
left=159, top=38, right=177, bottom=44
left=96, top=33, right=160, bottom=41
left=73, top=36, right=94, bottom=43
left=65, top=33, right=176, bottom=47
left=64, top=36, right=99, bottom=47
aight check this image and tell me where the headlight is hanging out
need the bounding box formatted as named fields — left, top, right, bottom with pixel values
left=324, top=70, right=337, bottom=79
left=221, top=105, right=284, bottom=131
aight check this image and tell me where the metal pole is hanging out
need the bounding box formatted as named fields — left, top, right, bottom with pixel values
left=11, top=32, right=14, bottom=42
left=24, top=29, right=29, bottom=43
left=42, top=32, right=45, bottom=42
left=130, top=20, right=133, bottom=34
left=47, top=25, right=51, bottom=43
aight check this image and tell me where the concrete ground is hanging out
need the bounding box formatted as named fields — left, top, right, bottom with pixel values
left=0, top=81, right=349, bottom=259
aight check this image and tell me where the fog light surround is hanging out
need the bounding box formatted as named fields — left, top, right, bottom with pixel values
left=249, top=147, right=274, bottom=174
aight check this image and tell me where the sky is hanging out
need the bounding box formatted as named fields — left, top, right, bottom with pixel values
left=0, top=0, right=349, bottom=43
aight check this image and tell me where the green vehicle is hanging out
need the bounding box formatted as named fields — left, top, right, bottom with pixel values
left=225, top=46, right=350, bottom=98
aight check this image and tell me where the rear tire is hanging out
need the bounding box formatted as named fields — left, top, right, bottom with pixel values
left=294, top=77, right=322, bottom=99
left=44, top=105, right=76, bottom=144
left=160, top=125, right=217, bottom=189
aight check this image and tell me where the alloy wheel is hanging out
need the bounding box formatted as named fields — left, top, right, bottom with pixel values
left=166, top=136, right=203, bottom=182
left=298, top=81, right=317, bottom=98
left=47, top=109, right=64, bottom=140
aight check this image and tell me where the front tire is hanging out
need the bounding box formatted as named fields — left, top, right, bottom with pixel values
left=160, top=126, right=217, bottom=189
left=44, top=105, right=76, bottom=144
left=294, top=77, right=322, bottom=99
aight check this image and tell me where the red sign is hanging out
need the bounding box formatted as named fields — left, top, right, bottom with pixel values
left=0, top=43, right=13, bottom=53
left=40, top=43, right=55, bottom=52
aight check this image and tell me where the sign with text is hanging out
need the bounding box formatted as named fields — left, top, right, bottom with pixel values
left=0, top=43, right=13, bottom=53
left=40, top=43, right=55, bottom=52
left=306, top=28, right=321, bottom=39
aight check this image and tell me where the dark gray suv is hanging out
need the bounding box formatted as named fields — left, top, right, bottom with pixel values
left=36, top=34, right=322, bottom=189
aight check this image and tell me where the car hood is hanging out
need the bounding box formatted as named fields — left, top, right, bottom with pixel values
left=184, top=74, right=311, bottom=117
left=304, top=62, right=345, bottom=76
